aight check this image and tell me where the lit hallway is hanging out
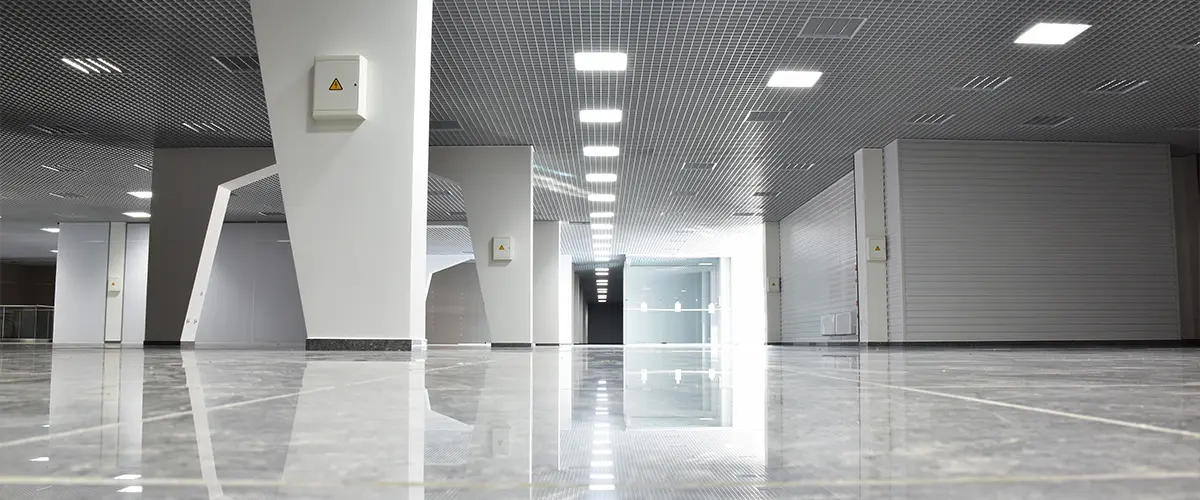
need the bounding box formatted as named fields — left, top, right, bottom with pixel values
left=1, top=345, right=1198, bottom=499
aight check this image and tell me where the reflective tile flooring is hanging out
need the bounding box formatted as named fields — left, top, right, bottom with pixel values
left=1, top=346, right=1198, bottom=499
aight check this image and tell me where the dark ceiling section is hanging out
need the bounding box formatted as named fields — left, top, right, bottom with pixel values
left=1, top=0, right=1198, bottom=261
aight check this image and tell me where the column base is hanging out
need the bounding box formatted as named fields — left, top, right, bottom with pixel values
left=491, top=342, right=534, bottom=349
left=306, top=339, right=427, bottom=351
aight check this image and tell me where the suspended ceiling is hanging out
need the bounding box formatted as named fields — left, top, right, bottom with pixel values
left=1, top=0, right=1197, bottom=262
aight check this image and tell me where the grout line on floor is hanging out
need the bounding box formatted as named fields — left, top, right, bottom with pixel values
left=0, top=358, right=496, bottom=451
left=788, top=369, right=1200, bottom=439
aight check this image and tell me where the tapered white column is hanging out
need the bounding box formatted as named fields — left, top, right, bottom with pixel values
left=533, top=222, right=563, bottom=345
left=252, top=0, right=432, bottom=350
left=854, top=148, right=888, bottom=343
left=430, top=146, right=534, bottom=346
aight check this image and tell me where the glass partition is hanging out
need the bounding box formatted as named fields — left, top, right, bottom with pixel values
left=623, top=257, right=727, bottom=344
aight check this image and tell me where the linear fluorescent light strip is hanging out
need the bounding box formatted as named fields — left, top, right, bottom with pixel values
left=127, top=191, right=152, bottom=199
left=591, top=212, right=615, bottom=218
left=593, top=243, right=612, bottom=249
left=583, top=146, right=619, bottom=157
left=591, top=223, right=614, bottom=230
left=588, top=194, right=616, bottom=202
left=586, top=173, right=618, bottom=182
left=123, top=212, right=151, bottom=218
left=580, top=109, right=623, bottom=123
left=574, top=52, right=627, bottom=71
left=767, top=70, right=823, bottom=88
left=1014, top=23, right=1091, bottom=45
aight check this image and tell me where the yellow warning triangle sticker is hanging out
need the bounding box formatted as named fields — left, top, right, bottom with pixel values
left=329, top=78, right=343, bottom=91
left=874, top=246, right=881, bottom=251
left=498, top=245, right=506, bottom=251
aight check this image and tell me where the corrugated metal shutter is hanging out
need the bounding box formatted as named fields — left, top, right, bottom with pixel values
left=891, top=140, right=1179, bottom=341
left=780, top=172, right=858, bottom=343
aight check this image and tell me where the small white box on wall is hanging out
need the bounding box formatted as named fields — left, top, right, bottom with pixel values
left=492, top=237, right=513, bottom=261
left=312, top=55, right=367, bottom=120
left=867, top=237, right=887, bottom=261
left=108, top=276, right=123, bottom=293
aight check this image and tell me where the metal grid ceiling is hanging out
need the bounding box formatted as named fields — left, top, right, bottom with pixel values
left=1, top=0, right=1198, bottom=263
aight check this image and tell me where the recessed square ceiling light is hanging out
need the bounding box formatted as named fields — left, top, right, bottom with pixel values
left=574, top=52, right=627, bottom=71
left=596, top=271, right=609, bottom=276
left=586, top=173, right=618, bottom=183
left=591, top=211, right=615, bottom=218
left=588, top=193, right=616, bottom=202
left=598, top=287, right=608, bottom=292
left=123, top=211, right=151, bottom=219
left=594, top=242, right=612, bottom=249
left=598, top=295, right=607, bottom=300
left=583, top=146, right=619, bottom=157
left=41, top=227, right=60, bottom=234
left=699, top=262, right=714, bottom=266
left=596, top=268, right=609, bottom=272
left=580, top=109, right=623, bottom=123
left=591, top=223, right=614, bottom=230
left=767, top=70, right=823, bottom=88
left=597, top=280, right=609, bottom=284
left=50, top=250, right=58, bottom=254
left=598, top=300, right=607, bottom=303
left=127, top=191, right=153, bottom=199
left=1014, top=23, right=1090, bottom=45
left=593, top=234, right=613, bottom=240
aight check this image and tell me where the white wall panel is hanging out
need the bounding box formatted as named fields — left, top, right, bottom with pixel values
left=426, top=262, right=489, bottom=344
left=52, top=223, right=110, bottom=344
left=121, top=224, right=149, bottom=345
left=779, top=173, right=857, bottom=343
left=888, top=140, right=1179, bottom=341
left=196, top=223, right=306, bottom=346
left=884, top=142, right=907, bottom=342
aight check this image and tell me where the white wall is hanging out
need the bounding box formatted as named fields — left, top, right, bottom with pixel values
left=121, top=224, right=149, bottom=345
left=779, top=172, right=858, bottom=343
left=196, top=223, right=306, bottom=346
left=52, top=223, right=110, bottom=344
left=885, top=140, right=1179, bottom=342
left=426, top=261, right=489, bottom=344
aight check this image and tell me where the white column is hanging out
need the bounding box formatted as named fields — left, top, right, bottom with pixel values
left=558, top=255, right=573, bottom=344
left=855, top=148, right=888, bottom=343
left=764, top=222, right=782, bottom=344
left=533, top=222, right=562, bottom=345
left=430, top=146, right=534, bottom=346
left=103, top=222, right=126, bottom=343
left=426, top=254, right=473, bottom=297
left=252, top=0, right=432, bottom=349
left=52, top=223, right=110, bottom=344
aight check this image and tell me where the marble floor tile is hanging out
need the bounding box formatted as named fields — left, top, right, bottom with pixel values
left=0, top=345, right=1197, bottom=499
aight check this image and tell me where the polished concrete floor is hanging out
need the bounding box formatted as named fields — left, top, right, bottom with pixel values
left=0, top=345, right=1198, bottom=499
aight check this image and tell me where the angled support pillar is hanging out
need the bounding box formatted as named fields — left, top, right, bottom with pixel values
left=145, top=148, right=275, bottom=346
left=430, top=146, right=534, bottom=347
left=253, top=0, right=433, bottom=350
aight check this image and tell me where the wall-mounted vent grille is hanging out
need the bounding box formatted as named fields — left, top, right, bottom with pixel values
left=952, top=75, right=1012, bottom=90
left=29, top=124, right=86, bottom=135
left=49, top=192, right=84, bottom=199
left=211, top=55, right=261, bottom=73
left=681, top=162, right=715, bottom=171
left=907, top=113, right=955, bottom=125
left=258, top=211, right=285, bottom=217
left=182, top=122, right=226, bottom=133
left=430, top=120, right=463, bottom=131
left=1088, top=79, right=1149, bottom=94
left=798, top=17, right=866, bottom=39
left=745, top=111, right=790, bottom=123
left=1022, top=115, right=1073, bottom=127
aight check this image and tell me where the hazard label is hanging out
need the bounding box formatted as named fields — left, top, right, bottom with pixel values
left=875, top=246, right=881, bottom=251
left=329, top=78, right=343, bottom=91
left=498, top=245, right=506, bottom=251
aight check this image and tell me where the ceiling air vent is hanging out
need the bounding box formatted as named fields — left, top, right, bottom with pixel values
left=49, top=192, right=84, bottom=199
left=430, top=120, right=463, bottom=131
left=681, top=162, right=715, bottom=171
left=744, top=111, right=790, bottom=123
left=907, top=113, right=955, bottom=125
left=1088, top=79, right=1149, bottom=94
left=952, top=75, right=1012, bottom=91
left=1022, top=115, right=1073, bottom=127
left=211, top=55, right=261, bottom=73
left=798, top=17, right=866, bottom=39
left=258, top=211, right=285, bottom=217
left=182, top=122, right=226, bottom=133
left=29, top=124, right=86, bottom=135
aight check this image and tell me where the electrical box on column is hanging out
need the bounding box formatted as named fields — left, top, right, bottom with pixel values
left=312, top=55, right=367, bottom=120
